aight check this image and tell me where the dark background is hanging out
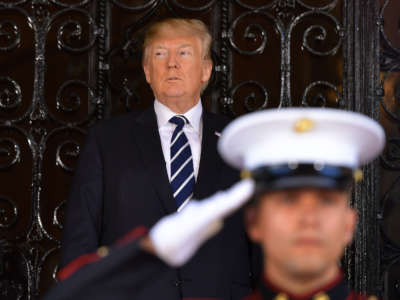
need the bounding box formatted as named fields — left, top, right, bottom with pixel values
left=0, top=0, right=399, bottom=299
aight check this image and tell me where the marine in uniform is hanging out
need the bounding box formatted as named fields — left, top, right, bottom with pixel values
left=218, top=108, right=384, bottom=300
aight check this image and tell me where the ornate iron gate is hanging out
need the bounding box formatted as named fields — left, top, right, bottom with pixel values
left=0, top=0, right=397, bottom=299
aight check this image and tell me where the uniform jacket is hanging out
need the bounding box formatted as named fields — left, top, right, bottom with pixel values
left=60, top=107, right=260, bottom=300
left=243, top=273, right=378, bottom=300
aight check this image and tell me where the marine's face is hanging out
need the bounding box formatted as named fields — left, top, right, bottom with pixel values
left=246, top=187, right=356, bottom=279
left=142, top=28, right=212, bottom=109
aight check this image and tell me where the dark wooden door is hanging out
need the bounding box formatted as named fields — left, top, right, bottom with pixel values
left=0, top=0, right=398, bottom=299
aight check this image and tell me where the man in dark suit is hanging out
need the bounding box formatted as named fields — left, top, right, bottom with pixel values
left=60, top=18, right=258, bottom=300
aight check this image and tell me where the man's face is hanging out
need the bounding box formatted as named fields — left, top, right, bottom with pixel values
left=246, top=187, right=356, bottom=279
left=143, top=28, right=212, bottom=108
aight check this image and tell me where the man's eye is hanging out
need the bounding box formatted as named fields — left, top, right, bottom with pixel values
left=180, top=50, right=191, bottom=56
left=320, top=196, right=335, bottom=205
left=155, top=51, right=166, bottom=57
left=281, top=195, right=296, bottom=204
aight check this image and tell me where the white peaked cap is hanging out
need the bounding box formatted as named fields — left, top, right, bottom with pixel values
left=218, top=108, right=385, bottom=171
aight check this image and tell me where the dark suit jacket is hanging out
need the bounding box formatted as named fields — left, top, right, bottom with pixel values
left=61, top=107, right=260, bottom=300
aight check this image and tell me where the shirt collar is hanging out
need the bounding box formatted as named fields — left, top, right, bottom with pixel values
left=154, top=99, right=202, bottom=134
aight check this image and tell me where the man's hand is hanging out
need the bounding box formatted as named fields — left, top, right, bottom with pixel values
left=148, top=179, right=255, bottom=266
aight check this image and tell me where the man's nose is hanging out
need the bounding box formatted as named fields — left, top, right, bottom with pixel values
left=298, top=196, right=320, bottom=226
left=167, top=53, right=179, bottom=68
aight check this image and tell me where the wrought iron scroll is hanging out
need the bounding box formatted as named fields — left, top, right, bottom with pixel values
left=378, top=0, right=400, bottom=299
left=226, top=0, right=344, bottom=112
left=0, top=1, right=100, bottom=298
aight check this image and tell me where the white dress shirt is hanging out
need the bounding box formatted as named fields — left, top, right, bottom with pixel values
left=154, top=99, right=203, bottom=181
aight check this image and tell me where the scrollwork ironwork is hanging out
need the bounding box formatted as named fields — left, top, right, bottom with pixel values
left=53, top=200, right=64, bottom=229
left=230, top=80, right=269, bottom=113
left=234, top=0, right=276, bottom=11
left=296, top=0, right=338, bottom=11
left=381, top=138, right=400, bottom=171
left=49, top=0, right=93, bottom=8
left=380, top=46, right=400, bottom=72
left=379, top=75, right=400, bottom=123
left=110, top=0, right=158, bottom=11
left=379, top=1, right=400, bottom=298
left=228, top=11, right=284, bottom=56
left=381, top=226, right=400, bottom=274
left=40, top=248, right=60, bottom=293
left=0, top=77, right=22, bottom=112
left=167, top=0, right=217, bottom=12
left=51, top=8, right=98, bottom=53
left=290, top=11, right=343, bottom=57
left=301, top=81, right=342, bottom=107
left=0, top=196, right=18, bottom=229
left=55, top=140, right=80, bottom=172
left=120, top=78, right=141, bottom=111
left=0, top=0, right=29, bottom=7
left=55, top=80, right=95, bottom=114
left=379, top=0, right=400, bottom=56
left=0, top=137, right=21, bottom=170
left=0, top=20, right=21, bottom=51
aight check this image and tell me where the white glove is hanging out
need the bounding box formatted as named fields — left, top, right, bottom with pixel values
left=149, top=179, right=255, bottom=267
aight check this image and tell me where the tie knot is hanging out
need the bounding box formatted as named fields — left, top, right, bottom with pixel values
left=169, top=115, right=188, bottom=128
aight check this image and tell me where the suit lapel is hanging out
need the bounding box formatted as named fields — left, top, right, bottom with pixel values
left=132, top=107, right=177, bottom=214
left=194, top=112, right=221, bottom=200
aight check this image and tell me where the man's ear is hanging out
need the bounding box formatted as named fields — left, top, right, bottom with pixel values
left=143, top=62, right=151, bottom=84
left=245, top=206, right=262, bottom=243
left=343, top=208, right=357, bottom=246
left=201, top=58, right=213, bottom=83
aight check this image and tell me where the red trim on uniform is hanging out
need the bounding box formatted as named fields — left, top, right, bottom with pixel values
left=115, top=226, right=148, bottom=247
left=263, top=271, right=344, bottom=300
left=58, top=226, right=148, bottom=281
left=57, top=252, right=101, bottom=281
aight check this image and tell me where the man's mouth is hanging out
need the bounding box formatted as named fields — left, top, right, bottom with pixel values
left=167, top=77, right=180, bottom=81
left=294, top=238, right=323, bottom=246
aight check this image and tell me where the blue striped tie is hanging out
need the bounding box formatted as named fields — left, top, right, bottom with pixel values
left=169, top=115, right=195, bottom=211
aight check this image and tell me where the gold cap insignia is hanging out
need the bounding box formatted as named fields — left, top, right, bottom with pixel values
left=367, top=296, right=378, bottom=300
left=274, top=293, right=288, bottom=300
left=294, top=118, right=315, bottom=133
left=240, top=169, right=252, bottom=179
left=313, top=292, right=330, bottom=300
left=353, top=169, right=363, bottom=182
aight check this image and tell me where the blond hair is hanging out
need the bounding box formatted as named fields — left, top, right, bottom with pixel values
left=143, top=18, right=212, bottom=63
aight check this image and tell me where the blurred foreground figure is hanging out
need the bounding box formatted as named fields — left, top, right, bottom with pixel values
left=43, top=179, right=254, bottom=300
left=219, top=108, right=384, bottom=300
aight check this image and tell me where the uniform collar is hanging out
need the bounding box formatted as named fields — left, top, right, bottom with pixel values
left=154, top=99, right=202, bottom=134
left=259, top=271, right=350, bottom=300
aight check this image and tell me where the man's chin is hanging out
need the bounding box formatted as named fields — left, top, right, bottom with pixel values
left=284, top=254, right=331, bottom=278
left=161, top=91, right=186, bottom=99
